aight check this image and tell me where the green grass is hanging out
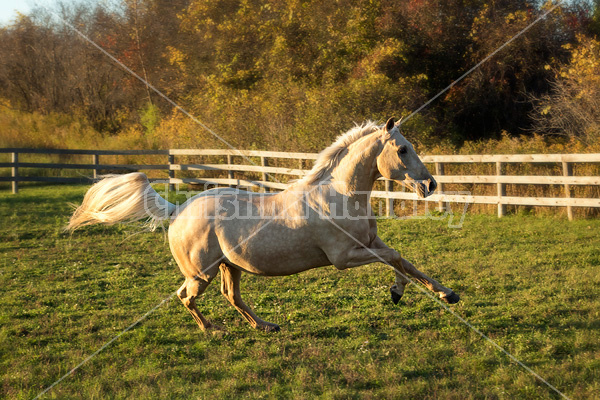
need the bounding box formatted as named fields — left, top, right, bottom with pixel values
left=1, top=185, right=599, bottom=399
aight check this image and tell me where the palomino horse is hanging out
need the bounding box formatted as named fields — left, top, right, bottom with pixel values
left=68, top=117, right=459, bottom=332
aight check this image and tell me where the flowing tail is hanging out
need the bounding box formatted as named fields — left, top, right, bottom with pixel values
left=66, top=172, right=176, bottom=232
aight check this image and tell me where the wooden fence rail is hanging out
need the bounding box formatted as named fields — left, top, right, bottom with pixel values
left=1, top=148, right=599, bottom=220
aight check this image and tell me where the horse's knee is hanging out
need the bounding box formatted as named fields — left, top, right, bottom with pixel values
left=390, top=251, right=402, bottom=265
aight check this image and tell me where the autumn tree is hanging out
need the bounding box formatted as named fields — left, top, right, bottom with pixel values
left=531, top=34, right=600, bottom=142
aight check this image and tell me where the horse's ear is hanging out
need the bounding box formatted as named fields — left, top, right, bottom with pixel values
left=385, top=117, right=395, bottom=132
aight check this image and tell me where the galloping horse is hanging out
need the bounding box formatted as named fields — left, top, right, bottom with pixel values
left=68, top=118, right=459, bottom=332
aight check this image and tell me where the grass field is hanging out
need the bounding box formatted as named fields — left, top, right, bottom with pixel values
left=1, top=185, right=599, bottom=399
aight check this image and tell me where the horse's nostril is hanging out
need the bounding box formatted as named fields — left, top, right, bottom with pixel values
left=429, top=179, right=437, bottom=193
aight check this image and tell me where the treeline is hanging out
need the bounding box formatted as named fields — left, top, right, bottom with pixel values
left=0, top=0, right=599, bottom=152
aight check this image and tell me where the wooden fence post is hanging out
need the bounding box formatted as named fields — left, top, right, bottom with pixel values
left=496, top=161, right=506, bottom=217
left=562, top=160, right=573, bottom=221
left=261, top=156, right=269, bottom=192
left=92, top=153, right=99, bottom=180
left=168, top=154, right=175, bottom=191
left=435, top=162, right=445, bottom=212
left=385, top=179, right=394, bottom=217
left=227, top=154, right=234, bottom=188
left=11, top=152, right=18, bottom=194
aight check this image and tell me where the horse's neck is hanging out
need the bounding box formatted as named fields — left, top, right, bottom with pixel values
left=330, top=133, right=382, bottom=196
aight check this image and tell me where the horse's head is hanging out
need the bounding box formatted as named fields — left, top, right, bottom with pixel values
left=376, top=117, right=437, bottom=198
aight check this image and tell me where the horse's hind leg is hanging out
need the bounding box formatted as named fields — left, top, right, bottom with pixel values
left=177, top=276, right=219, bottom=331
left=219, top=264, right=280, bottom=333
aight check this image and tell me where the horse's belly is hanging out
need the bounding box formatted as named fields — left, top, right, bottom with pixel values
left=217, top=221, right=331, bottom=276
left=230, top=249, right=331, bottom=276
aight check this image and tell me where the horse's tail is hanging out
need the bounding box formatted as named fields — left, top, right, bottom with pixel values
left=66, top=172, right=176, bottom=232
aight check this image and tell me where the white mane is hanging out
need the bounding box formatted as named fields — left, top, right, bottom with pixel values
left=302, top=121, right=381, bottom=184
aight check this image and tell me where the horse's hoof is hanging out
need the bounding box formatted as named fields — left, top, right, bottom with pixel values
left=390, top=286, right=403, bottom=305
left=442, top=291, right=460, bottom=304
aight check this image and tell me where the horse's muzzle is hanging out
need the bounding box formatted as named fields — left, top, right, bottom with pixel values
left=398, top=177, right=437, bottom=198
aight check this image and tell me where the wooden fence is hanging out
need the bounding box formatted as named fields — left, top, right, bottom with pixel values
left=1, top=148, right=600, bottom=220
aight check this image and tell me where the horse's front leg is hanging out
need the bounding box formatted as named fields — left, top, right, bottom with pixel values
left=393, top=258, right=459, bottom=304
left=331, top=245, right=401, bottom=270
left=370, top=237, right=460, bottom=304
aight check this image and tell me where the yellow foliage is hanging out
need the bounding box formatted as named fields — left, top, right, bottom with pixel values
left=166, top=46, right=187, bottom=71
left=557, top=35, right=600, bottom=87
left=0, top=107, right=99, bottom=149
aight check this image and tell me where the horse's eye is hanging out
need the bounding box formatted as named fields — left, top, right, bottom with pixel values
left=398, top=146, right=407, bottom=155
